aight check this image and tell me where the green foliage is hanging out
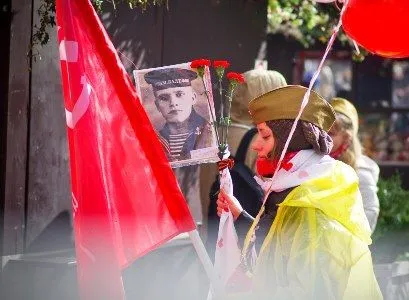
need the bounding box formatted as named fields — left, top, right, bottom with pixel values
left=33, top=0, right=167, bottom=46
left=126, top=0, right=168, bottom=9
left=267, top=0, right=365, bottom=58
left=372, top=172, right=409, bottom=242
left=268, top=0, right=335, bottom=47
left=34, top=0, right=366, bottom=58
left=33, top=0, right=56, bottom=47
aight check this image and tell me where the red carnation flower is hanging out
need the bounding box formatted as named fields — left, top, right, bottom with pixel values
left=190, top=59, right=211, bottom=69
left=227, top=72, right=245, bottom=83
left=213, top=60, right=230, bottom=69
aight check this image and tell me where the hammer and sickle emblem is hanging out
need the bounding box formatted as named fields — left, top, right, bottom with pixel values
left=65, top=76, right=92, bottom=129
left=59, top=40, right=92, bottom=129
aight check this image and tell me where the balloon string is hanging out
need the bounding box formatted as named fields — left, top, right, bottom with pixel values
left=263, top=0, right=349, bottom=212
left=352, top=40, right=360, bottom=55
left=332, top=0, right=360, bottom=55
left=335, top=0, right=344, bottom=11
left=241, top=0, right=350, bottom=259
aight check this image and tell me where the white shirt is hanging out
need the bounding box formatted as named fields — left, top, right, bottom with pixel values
left=357, top=155, right=380, bottom=233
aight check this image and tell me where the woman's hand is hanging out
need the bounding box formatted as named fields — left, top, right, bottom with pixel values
left=216, top=189, right=242, bottom=221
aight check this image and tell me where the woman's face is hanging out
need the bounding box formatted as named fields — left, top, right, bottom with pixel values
left=251, top=122, right=275, bottom=158
left=328, top=118, right=351, bottom=151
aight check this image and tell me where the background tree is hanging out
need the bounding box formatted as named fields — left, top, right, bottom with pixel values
left=267, top=0, right=366, bottom=60
left=33, top=0, right=167, bottom=46
left=35, top=0, right=364, bottom=59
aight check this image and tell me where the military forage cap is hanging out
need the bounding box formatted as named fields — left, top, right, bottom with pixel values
left=144, top=68, right=197, bottom=91
left=330, top=97, right=359, bottom=134
left=248, top=85, right=335, bottom=132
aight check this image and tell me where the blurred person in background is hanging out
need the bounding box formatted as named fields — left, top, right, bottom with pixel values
left=329, top=97, right=380, bottom=232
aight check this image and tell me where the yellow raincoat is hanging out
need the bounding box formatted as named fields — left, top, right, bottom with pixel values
left=252, top=161, right=383, bottom=300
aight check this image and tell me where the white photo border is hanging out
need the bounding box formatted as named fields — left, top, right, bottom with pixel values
left=133, top=62, right=219, bottom=168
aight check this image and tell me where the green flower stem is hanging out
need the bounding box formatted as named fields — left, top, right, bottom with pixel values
left=200, top=76, right=221, bottom=150
left=223, top=81, right=237, bottom=149
left=218, top=78, right=224, bottom=152
left=197, top=67, right=205, bottom=78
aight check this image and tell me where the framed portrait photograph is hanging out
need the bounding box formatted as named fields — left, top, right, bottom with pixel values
left=133, top=62, right=219, bottom=168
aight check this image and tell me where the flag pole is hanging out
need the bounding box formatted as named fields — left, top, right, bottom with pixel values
left=188, top=230, right=221, bottom=297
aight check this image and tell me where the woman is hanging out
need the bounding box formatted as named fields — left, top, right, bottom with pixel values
left=200, top=70, right=287, bottom=234
left=226, top=69, right=287, bottom=170
left=217, top=85, right=382, bottom=299
left=328, top=97, right=380, bottom=232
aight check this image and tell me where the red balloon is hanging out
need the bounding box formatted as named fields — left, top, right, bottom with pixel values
left=342, top=0, right=409, bottom=58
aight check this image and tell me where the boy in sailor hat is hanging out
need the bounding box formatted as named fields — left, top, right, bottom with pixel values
left=144, top=68, right=213, bottom=161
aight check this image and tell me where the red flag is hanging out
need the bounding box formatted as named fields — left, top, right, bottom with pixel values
left=56, top=0, right=196, bottom=299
